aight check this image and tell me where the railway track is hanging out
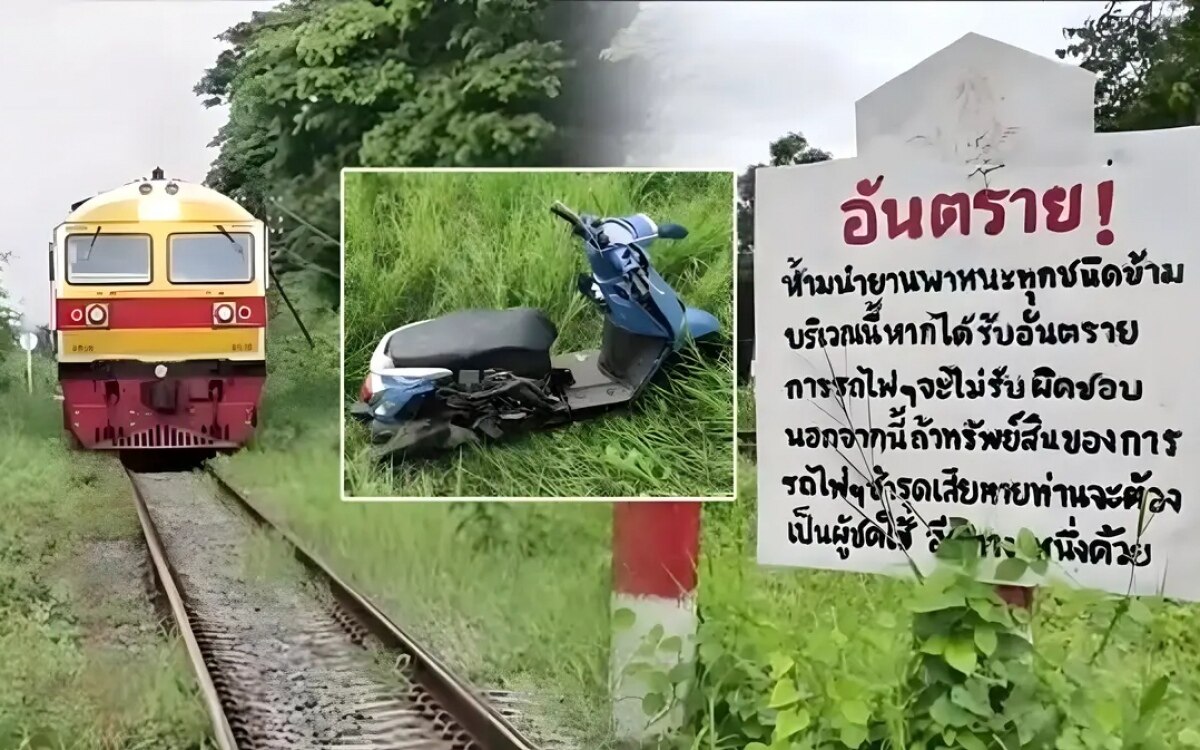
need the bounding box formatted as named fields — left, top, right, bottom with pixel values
left=126, top=460, right=560, bottom=750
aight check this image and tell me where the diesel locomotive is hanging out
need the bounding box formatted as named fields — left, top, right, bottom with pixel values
left=51, top=168, right=268, bottom=449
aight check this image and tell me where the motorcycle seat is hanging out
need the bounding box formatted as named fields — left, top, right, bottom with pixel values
left=385, top=307, right=558, bottom=379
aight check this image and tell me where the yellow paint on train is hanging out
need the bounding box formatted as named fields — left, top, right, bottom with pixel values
left=58, top=328, right=264, bottom=362
left=56, top=282, right=263, bottom=299
left=65, top=181, right=255, bottom=224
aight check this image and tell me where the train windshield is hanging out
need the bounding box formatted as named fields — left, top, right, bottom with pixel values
left=65, top=234, right=151, bottom=285
left=169, top=233, right=254, bottom=283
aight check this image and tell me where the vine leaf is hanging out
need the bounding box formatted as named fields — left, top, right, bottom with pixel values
left=1095, top=699, right=1122, bottom=734
left=929, top=693, right=974, bottom=726
left=769, top=653, right=795, bottom=679
left=1016, top=528, right=1040, bottom=559
left=612, top=607, right=636, bottom=631
left=973, top=625, right=998, bottom=657
left=769, top=678, right=802, bottom=709
left=920, top=633, right=948, bottom=655
left=1139, top=675, right=1169, bottom=718
left=956, top=732, right=988, bottom=750
left=910, top=591, right=966, bottom=613
left=840, top=699, right=869, bottom=725
left=647, top=670, right=671, bottom=695
left=951, top=684, right=992, bottom=718
left=659, top=635, right=683, bottom=655
left=1127, top=598, right=1153, bottom=625
left=668, top=662, right=692, bottom=683
left=641, top=691, right=665, bottom=716
left=944, top=636, right=978, bottom=675
left=840, top=723, right=868, bottom=749
left=774, top=707, right=812, bottom=739
left=995, top=557, right=1028, bottom=582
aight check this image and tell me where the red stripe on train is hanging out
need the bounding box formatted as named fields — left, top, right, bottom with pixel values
left=55, top=297, right=267, bottom=330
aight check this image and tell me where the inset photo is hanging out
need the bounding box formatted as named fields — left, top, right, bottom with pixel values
left=341, top=168, right=735, bottom=500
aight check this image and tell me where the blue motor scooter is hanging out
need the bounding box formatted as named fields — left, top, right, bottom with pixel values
left=351, top=201, right=722, bottom=458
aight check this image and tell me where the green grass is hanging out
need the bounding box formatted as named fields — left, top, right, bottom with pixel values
left=0, top=374, right=212, bottom=749
left=341, top=170, right=735, bottom=498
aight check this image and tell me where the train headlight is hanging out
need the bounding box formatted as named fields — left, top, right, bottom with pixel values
left=84, top=303, right=108, bottom=327
left=154, top=364, right=168, bottom=379
left=213, top=302, right=235, bottom=325
left=138, top=183, right=153, bottom=195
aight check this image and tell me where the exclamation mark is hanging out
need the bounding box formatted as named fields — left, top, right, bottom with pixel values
left=1096, top=179, right=1114, bottom=246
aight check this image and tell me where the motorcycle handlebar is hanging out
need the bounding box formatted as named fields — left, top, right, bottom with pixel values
left=551, top=201, right=687, bottom=245
left=549, top=201, right=584, bottom=231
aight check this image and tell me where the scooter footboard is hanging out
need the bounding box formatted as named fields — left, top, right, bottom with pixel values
left=555, top=320, right=673, bottom=414
left=551, top=350, right=634, bottom=412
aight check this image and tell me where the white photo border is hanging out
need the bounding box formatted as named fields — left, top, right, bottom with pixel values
left=338, top=166, right=740, bottom=503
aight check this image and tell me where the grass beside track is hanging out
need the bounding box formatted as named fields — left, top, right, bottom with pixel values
left=0, top=384, right=211, bottom=749
left=341, top=169, right=735, bottom=499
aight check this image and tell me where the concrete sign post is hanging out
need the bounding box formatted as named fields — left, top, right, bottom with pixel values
left=753, top=33, right=1200, bottom=602
left=610, top=501, right=700, bottom=742
left=18, top=331, right=36, bottom=394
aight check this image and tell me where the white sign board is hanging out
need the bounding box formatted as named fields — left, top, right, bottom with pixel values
left=754, top=33, right=1200, bottom=600
left=18, top=332, right=37, bottom=352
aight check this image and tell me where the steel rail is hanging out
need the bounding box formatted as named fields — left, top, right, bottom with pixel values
left=129, top=471, right=239, bottom=750
left=201, top=466, right=541, bottom=750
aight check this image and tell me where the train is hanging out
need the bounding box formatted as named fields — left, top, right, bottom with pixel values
left=52, top=168, right=268, bottom=450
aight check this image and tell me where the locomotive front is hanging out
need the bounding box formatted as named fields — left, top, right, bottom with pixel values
left=51, top=169, right=268, bottom=449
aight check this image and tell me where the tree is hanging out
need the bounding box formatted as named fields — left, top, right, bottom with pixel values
left=0, top=251, right=21, bottom=359
left=543, top=1, right=643, bottom=165
left=1058, top=0, right=1198, bottom=131
left=735, top=132, right=831, bottom=382
left=36, top=325, right=53, bottom=354
left=197, top=0, right=641, bottom=306
left=737, top=131, right=831, bottom=253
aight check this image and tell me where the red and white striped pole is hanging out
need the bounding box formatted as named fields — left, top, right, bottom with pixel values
left=610, top=501, right=701, bottom=742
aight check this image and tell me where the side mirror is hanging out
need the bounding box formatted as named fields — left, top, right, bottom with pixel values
left=658, top=223, right=688, bottom=240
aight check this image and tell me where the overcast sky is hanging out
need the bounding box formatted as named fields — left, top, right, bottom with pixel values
left=7, top=1, right=1111, bottom=325
left=5, top=0, right=274, bottom=327
left=614, top=1, right=1111, bottom=168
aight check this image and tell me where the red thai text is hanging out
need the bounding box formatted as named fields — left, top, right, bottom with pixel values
left=840, top=176, right=1116, bottom=247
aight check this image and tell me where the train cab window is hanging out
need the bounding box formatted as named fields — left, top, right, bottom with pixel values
left=65, top=234, right=152, bottom=285
left=168, top=233, right=254, bottom=283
